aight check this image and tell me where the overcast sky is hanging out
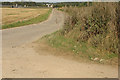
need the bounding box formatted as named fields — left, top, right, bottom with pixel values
left=1, top=0, right=92, bottom=2
left=1, top=0, right=119, bottom=2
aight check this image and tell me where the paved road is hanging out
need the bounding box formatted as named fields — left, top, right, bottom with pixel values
left=3, top=9, right=64, bottom=48
left=2, top=9, right=118, bottom=78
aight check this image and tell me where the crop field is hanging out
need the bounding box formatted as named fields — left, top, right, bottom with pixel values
left=2, top=8, right=49, bottom=25
left=2, top=8, right=51, bottom=29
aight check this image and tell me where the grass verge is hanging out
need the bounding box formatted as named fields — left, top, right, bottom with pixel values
left=2, top=8, right=52, bottom=29
left=41, top=30, right=118, bottom=65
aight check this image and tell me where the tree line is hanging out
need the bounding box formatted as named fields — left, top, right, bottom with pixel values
left=53, top=2, right=92, bottom=8
left=2, top=2, right=92, bottom=7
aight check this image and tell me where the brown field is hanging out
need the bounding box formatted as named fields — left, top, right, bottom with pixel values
left=2, top=8, right=49, bottom=25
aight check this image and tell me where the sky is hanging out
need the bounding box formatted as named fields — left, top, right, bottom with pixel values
left=1, top=0, right=92, bottom=2
left=1, top=0, right=119, bottom=2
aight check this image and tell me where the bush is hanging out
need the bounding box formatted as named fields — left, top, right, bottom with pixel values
left=62, top=2, right=119, bottom=54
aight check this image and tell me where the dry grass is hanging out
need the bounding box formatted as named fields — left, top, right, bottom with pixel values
left=2, top=8, right=49, bottom=25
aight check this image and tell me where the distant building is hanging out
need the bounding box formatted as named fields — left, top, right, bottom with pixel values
left=16, top=4, right=18, bottom=7
left=46, top=4, right=53, bottom=8
left=11, top=4, right=18, bottom=8
left=24, top=5, right=26, bottom=8
left=50, top=4, right=53, bottom=8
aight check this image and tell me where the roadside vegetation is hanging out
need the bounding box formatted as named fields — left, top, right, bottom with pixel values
left=2, top=8, right=52, bottom=29
left=41, top=2, right=119, bottom=65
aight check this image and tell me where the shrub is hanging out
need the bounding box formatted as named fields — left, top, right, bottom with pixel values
left=62, top=2, right=119, bottom=54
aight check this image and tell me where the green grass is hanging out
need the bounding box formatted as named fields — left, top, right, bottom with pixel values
left=41, top=30, right=118, bottom=63
left=2, top=9, right=52, bottom=29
